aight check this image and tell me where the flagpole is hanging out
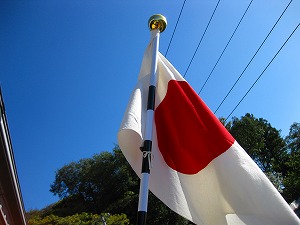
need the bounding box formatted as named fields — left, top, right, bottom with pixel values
left=136, top=14, right=167, bottom=225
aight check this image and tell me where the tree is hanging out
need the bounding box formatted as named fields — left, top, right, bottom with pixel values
left=229, top=114, right=287, bottom=171
left=228, top=113, right=288, bottom=192
left=50, top=146, right=139, bottom=218
left=50, top=146, right=191, bottom=224
left=283, top=122, right=300, bottom=202
left=27, top=212, right=129, bottom=225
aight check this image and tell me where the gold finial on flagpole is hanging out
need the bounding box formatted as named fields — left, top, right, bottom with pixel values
left=148, top=14, right=167, bottom=33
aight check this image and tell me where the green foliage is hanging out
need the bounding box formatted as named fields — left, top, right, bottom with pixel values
left=50, top=147, right=138, bottom=217
left=105, top=213, right=130, bottom=225
left=49, top=146, right=190, bottom=224
left=219, top=117, right=232, bottom=131
left=285, top=122, right=300, bottom=154
left=227, top=114, right=300, bottom=203
left=27, top=212, right=129, bottom=225
left=283, top=123, right=300, bottom=202
left=229, top=113, right=287, bottom=173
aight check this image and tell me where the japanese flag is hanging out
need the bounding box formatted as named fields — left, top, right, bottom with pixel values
left=118, top=31, right=299, bottom=225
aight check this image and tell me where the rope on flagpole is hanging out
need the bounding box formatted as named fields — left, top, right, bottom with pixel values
left=136, top=14, right=167, bottom=225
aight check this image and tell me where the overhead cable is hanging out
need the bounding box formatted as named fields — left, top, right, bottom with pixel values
left=165, top=0, right=187, bottom=57
left=184, top=0, right=222, bottom=77
left=198, top=0, right=254, bottom=95
left=225, top=22, right=300, bottom=121
left=215, top=0, right=293, bottom=114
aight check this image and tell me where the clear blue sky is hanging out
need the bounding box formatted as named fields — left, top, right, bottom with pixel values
left=1, top=0, right=299, bottom=211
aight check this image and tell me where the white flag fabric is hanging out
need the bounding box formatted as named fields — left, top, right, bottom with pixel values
left=118, top=31, right=300, bottom=225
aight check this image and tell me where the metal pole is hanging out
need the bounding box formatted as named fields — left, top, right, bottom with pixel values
left=136, top=14, right=167, bottom=225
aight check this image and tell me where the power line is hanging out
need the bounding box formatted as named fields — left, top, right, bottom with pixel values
left=184, top=0, right=222, bottom=77
left=165, top=0, right=187, bottom=57
left=225, top=22, right=300, bottom=122
left=198, top=0, right=254, bottom=95
left=214, top=0, right=293, bottom=114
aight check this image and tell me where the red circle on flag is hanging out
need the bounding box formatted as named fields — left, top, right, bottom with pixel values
left=155, top=80, right=235, bottom=174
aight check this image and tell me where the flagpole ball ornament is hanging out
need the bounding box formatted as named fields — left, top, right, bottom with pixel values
left=148, top=14, right=167, bottom=33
